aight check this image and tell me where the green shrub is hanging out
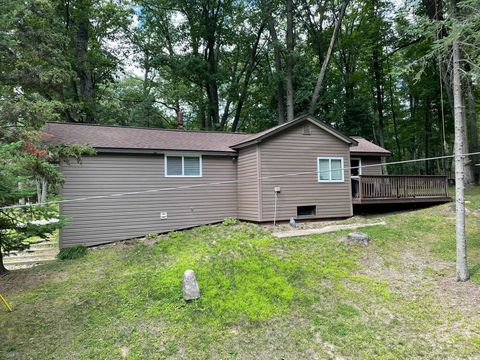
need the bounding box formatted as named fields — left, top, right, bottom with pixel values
left=222, top=217, right=239, bottom=226
left=57, top=245, right=87, bottom=260
left=145, top=233, right=158, bottom=240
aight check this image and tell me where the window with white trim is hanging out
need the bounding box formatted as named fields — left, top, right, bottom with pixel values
left=317, top=157, right=344, bottom=182
left=165, top=155, right=202, bottom=177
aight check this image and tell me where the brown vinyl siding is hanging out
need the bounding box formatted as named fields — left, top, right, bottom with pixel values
left=237, top=145, right=260, bottom=221
left=59, top=154, right=237, bottom=247
left=259, top=124, right=352, bottom=221
left=359, top=156, right=383, bottom=175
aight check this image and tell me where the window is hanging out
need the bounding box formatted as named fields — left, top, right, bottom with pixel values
left=165, top=155, right=202, bottom=177
left=317, top=157, right=344, bottom=182
left=297, top=205, right=316, bottom=217
left=350, top=158, right=362, bottom=177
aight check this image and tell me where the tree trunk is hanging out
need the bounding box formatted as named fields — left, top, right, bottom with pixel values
left=18, top=182, right=26, bottom=205
left=231, top=24, right=265, bottom=132
left=199, top=100, right=206, bottom=130
left=0, top=251, right=8, bottom=276
left=263, top=0, right=286, bottom=124
left=205, top=40, right=220, bottom=130
left=202, top=2, right=221, bottom=130
left=286, top=0, right=295, bottom=122
left=372, top=45, right=385, bottom=148
left=36, top=178, right=48, bottom=203
left=309, top=0, right=350, bottom=114
left=466, top=78, right=479, bottom=184
left=436, top=84, right=449, bottom=175
left=424, top=101, right=432, bottom=174
left=387, top=66, right=403, bottom=170
left=74, top=7, right=95, bottom=123
left=452, top=39, right=469, bottom=282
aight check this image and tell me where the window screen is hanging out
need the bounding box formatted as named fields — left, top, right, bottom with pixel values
left=318, top=159, right=330, bottom=181
left=184, top=157, right=200, bottom=176
left=166, top=156, right=183, bottom=176
left=331, top=159, right=342, bottom=180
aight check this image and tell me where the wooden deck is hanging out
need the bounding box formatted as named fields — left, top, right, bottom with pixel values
left=352, top=175, right=451, bottom=205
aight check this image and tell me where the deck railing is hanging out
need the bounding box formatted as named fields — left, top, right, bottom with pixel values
left=352, top=175, right=449, bottom=200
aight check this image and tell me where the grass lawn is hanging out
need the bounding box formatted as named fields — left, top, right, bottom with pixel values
left=2, top=188, right=480, bottom=359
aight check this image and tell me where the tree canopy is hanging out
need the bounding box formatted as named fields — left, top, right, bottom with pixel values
left=0, top=0, right=479, bottom=177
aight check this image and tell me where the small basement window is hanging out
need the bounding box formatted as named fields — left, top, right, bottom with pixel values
left=297, top=205, right=316, bottom=217
left=165, top=155, right=202, bottom=177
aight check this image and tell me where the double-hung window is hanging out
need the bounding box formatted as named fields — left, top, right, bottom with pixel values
left=165, top=154, right=202, bottom=177
left=317, top=157, right=344, bottom=182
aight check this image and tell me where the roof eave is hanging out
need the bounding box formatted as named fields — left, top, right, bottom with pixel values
left=350, top=151, right=391, bottom=157
left=93, top=147, right=236, bottom=156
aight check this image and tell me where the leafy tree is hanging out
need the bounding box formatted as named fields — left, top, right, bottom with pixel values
left=0, top=140, right=94, bottom=276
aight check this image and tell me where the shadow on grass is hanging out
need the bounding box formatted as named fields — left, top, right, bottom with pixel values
left=353, top=202, right=447, bottom=216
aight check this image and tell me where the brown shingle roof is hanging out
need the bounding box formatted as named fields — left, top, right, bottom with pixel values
left=350, top=136, right=391, bottom=156
left=42, top=122, right=251, bottom=154
left=42, top=121, right=390, bottom=156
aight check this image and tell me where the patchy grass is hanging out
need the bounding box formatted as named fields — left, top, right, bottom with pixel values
left=1, top=188, right=480, bottom=359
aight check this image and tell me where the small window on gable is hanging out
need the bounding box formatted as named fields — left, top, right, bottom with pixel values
left=317, top=157, right=344, bottom=182
left=165, top=155, right=202, bottom=177
left=303, top=124, right=311, bottom=135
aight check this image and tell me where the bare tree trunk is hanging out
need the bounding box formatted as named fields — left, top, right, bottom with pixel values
left=452, top=39, right=469, bottom=282
left=263, top=0, right=286, bottom=124
left=74, top=3, right=96, bottom=123
left=424, top=101, right=432, bottom=174
left=18, top=182, right=25, bottom=205
left=309, top=0, right=350, bottom=114
left=0, top=251, right=8, bottom=276
left=372, top=45, right=385, bottom=148
left=286, top=0, right=294, bottom=122
left=36, top=178, right=48, bottom=203
left=36, top=180, right=41, bottom=203
left=231, top=24, right=265, bottom=132
left=466, top=78, right=479, bottom=184
left=202, top=3, right=221, bottom=130
left=41, top=179, right=48, bottom=202
left=387, top=67, right=403, bottom=171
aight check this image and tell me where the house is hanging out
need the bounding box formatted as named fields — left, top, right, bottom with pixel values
left=43, top=115, right=450, bottom=248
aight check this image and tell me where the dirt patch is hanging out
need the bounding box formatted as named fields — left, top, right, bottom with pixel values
left=356, top=244, right=480, bottom=349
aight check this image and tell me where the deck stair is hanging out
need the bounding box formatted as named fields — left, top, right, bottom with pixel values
left=4, top=240, right=58, bottom=270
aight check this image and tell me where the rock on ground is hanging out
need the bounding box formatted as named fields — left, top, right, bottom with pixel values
left=182, top=269, right=200, bottom=301
left=341, top=232, right=370, bottom=245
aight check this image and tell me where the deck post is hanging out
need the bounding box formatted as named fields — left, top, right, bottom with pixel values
left=358, top=176, right=363, bottom=201
left=444, top=176, right=449, bottom=197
